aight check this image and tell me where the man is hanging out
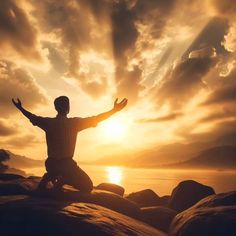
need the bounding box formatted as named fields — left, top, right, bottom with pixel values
left=12, top=96, right=128, bottom=193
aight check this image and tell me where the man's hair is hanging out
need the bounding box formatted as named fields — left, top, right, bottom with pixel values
left=54, top=96, right=70, bottom=114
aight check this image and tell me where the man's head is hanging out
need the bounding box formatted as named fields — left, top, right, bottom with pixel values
left=54, top=96, right=70, bottom=115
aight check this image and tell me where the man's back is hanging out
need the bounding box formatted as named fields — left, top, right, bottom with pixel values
left=31, top=115, right=98, bottom=160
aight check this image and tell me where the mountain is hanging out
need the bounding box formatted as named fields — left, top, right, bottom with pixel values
left=1, top=149, right=43, bottom=169
left=94, top=141, right=211, bottom=168
left=166, top=145, right=236, bottom=169
left=94, top=132, right=236, bottom=168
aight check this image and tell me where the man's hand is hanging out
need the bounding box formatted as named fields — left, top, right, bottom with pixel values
left=12, top=98, right=22, bottom=110
left=113, top=98, right=128, bottom=112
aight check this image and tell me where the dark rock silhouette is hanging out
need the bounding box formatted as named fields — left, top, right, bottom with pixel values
left=0, top=174, right=235, bottom=236
left=169, top=191, right=236, bottom=236
left=126, top=189, right=163, bottom=207
left=0, top=176, right=140, bottom=219
left=95, top=182, right=125, bottom=196
left=141, top=206, right=177, bottom=232
left=169, top=180, right=215, bottom=212
left=0, top=149, right=9, bottom=172
left=0, top=173, right=25, bottom=181
left=0, top=176, right=39, bottom=195
left=0, top=195, right=166, bottom=236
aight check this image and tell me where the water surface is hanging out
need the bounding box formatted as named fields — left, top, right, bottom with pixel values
left=25, top=165, right=236, bottom=195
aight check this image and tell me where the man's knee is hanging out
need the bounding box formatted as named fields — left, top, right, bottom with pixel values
left=76, top=176, right=93, bottom=193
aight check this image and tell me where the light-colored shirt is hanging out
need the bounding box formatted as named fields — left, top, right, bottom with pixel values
left=30, top=115, right=98, bottom=160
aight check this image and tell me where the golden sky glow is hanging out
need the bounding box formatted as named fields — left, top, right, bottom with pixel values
left=0, top=0, right=236, bottom=165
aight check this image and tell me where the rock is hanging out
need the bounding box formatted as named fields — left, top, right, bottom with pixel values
left=160, top=195, right=170, bottom=206
left=126, top=189, right=163, bottom=207
left=169, top=180, right=215, bottom=212
left=169, top=191, right=236, bottom=236
left=0, top=178, right=141, bottom=219
left=0, top=173, right=25, bottom=181
left=193, top=190, right=236, bottom=208
left=47, top=187, right=141, bottom=219
left=0, top=178, right=39, bottom=195
left=0, top=195, right=167, bottom=236
left=141, top=206, right=177, bottom=232
left=96, top=183, right=125, bottom=196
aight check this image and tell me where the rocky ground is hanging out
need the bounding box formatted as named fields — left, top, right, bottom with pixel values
left=0, top=173, right=235, bottom=236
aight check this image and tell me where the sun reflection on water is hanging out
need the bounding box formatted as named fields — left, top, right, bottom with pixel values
left=106, top=166, right=123, bottom=185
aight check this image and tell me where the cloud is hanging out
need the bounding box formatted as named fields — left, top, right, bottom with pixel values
left=200, top=108, right=236, bottom=123
left=0, top=0, right=43, bottom=60
left=182, top=17, right=229, bottom=58
left=152, top=55, right=216, bottom=110
left=211, top=0, right=236, bottom=52
left=30, top=0, right=178, bottom=102
left=202, top=86, right=236, bottom=106
left=137, top=112, right=182, bottom=123
left=3, top=134, right=41, bottom=148
left=0, top=60, right=48, bottom=117
left=0, top=119, right=17, bottom=136
left=31, top=0, right=112, bottom=98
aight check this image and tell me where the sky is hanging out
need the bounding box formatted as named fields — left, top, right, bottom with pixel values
left=0, top=0, right=236, bottom=163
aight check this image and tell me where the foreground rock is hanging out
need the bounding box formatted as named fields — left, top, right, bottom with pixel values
left=0, top=177, right=141, bottom=219
left=126, top=189, right=163, bottom=207
left=0, top=173, right=25, bottom=181
left=96, top=183, right=125, bottom=196
left=169, top=180, right=215, bottom=212
left=0, top=177, right=39, bottom=195
left=0, top=195, right=167, bottom=236
left=169, top=191, right=236, bottom=236
left=141, top=206, right=177, bottom=232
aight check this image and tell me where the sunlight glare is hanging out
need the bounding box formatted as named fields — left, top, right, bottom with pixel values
left=101, top=118, right=126, bottom=140
left=106, top=166, right=122, bottom=185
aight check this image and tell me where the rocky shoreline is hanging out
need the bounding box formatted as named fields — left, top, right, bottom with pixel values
left=0, top=173, right=235, bottom=236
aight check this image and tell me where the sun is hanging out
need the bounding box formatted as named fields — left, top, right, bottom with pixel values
left=106, top=166, right=123, bottom=185
left=101, top=117, right=126, bottom=140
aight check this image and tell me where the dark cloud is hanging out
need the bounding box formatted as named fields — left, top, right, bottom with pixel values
left=111, top=0, right=175, bottom=103
left=182, top=17, right=229, bottom=59
left=32, top=0, right=176, bottom=102
left=0, top=0, right=41, bottom=60
left=203, top=86, right=236, bottom=106
left=153, top=55, right=216, bottom=109
left=32, top=0, right=111, bottom=98
left=200, top=108, right=236, bottom=123
left=0, top=120, right=17, bottom=136
left=0, top=61, right=48, bottom=117
left=212, top=0, right=236, bottom=16
left=138, top=112, right=182, bottom=123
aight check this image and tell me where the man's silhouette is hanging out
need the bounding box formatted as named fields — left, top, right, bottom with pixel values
left=12, top=96, right=127, bottom=193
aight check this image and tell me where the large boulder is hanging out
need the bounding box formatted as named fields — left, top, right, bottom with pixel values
left=0, top=173, right=25, bottom=181
left=169, top=191, right=236, bottom=236
left=96, top=183, right=125, bottom=196
left=169, top=180, right=215, bottom=212
left=0, top=195, right=167, bottom=236
left=0, top=177, right=141, bottom=219
left=126, top=189, right=163, bottom=207
left=0, top=177, right=39, bottom=195
left=141, top=206, right=177, bottom=232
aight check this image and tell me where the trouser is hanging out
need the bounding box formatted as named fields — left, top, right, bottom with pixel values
left=38, top=158, right=93, bottom=193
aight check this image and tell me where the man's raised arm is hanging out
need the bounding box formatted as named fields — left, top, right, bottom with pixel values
left=94, top=98, right=128, bottom=123
left=12, top=98, right=36, bottom=120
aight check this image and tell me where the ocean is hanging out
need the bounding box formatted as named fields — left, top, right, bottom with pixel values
left=23, top=165, right=236, bottom=196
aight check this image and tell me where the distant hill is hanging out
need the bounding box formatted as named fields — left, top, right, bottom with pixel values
left=166, top=145, right=236, bottom=169
left=94, top=132, right=236, bottom=168
left=1, top=149, right=43, bottom=169
left=94, top=142, right=211, bottom=168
